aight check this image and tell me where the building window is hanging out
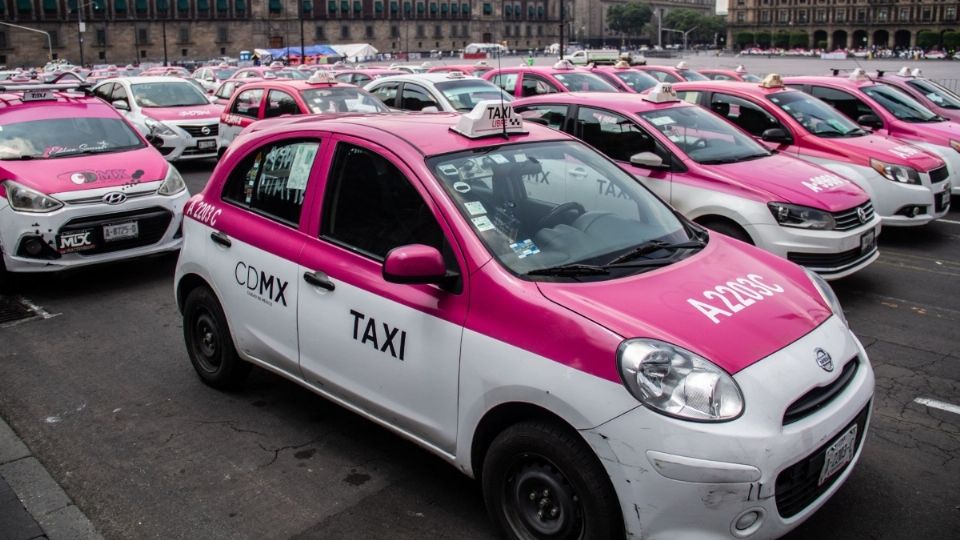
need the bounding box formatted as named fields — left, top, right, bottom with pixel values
left=179, top=26, right=190, bottom=44
left=95, top=29, right=107, bottom=46
left=815, top=8, right=825, bottom=22
left=316, top=26, right=326, bottom=40
left=482, top=2, right=491, bottom=15
left=946, top=7, right=957, bottom=21
left=856, top=8, right=865, bottom=22
left=138, top=28, right=149, bottom=44
left=898, top=8, right=909, bottom=22
left=451, top=25, right=458, bottom=37
left=0, top=32, right=6, bottom=49
left=760, top=10, right=770, bottom=23
left=434, top=25, right=442, bottom=38
left=50, top=31, right=59, bottom=48
left=921, top=8, right=932, bottom=22
left=836, top=9, right=846, bottom=22
left=366, top=25, right=374, bottom=38
left=877, top=8, right=887, bottom=22
left=182, top=48, right=188, bottom=57
left=391, top=25, right=400, bottom=38
left=461, top=24, right=468, bottom=36
left=736, top=11, right=744, bottom=23
left=778, top=9, right=788, bottom=22
left=341, top=25, right=350, bottom=39
left=797, top=10, right=807, bottom=23
left=417, top=24, right=425, bottom=38
left=217, top=26, right=229, bottom=43
left=269, top=0, right=282, bottom=14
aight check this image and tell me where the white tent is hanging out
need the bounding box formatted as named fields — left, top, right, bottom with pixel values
left=331, top=43, right=379, bottom=62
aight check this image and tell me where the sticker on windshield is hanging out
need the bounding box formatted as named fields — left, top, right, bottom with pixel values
left=439, top=164, right=459, bottom=176
left=515, top=153, right=528, bottom=162
left=490, top=154, right=509, bottom=165
left=464, top=201, right=486, bottom=216
left=650, top=116, right=674, bottom=126
left=453, top=181, right=471, bottom=193
left=509, top=239, right=540, bottom=259
left=471, top=215, right=496, bottom=232
left=729, top=104, right=741, bottom=118
left=802, top=173, right=849, bottom=193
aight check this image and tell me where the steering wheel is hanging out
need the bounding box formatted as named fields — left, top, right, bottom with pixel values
left=534, top=202, right=586, bottom=231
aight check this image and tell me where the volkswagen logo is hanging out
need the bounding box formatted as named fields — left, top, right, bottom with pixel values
left=103, top=192, right=127, bottom=205
left=815, top=348, right=834, bottom=372
left=856, top=206, right=867, bottom=224
left=200, top=125, right=211, bottom=136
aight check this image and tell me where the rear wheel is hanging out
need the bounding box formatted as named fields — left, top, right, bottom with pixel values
left=182, top=286, right=250, bottom=389
left=481, top=421, right=623, bottom=540
left=700, top=218, right=753, bottom=245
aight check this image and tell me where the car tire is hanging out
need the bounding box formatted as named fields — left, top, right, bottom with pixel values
left=182, top=286, right=250, bottom=389
left=701, top=219, right=753, bottom=245
left=481, top=421, right=624, bottom=540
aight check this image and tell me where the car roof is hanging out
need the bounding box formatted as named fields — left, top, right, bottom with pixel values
left=672, top=80, right=793, bottom=97
left=0, top=89, right=114, bottom=119
left=369, top=73, right=486, bottom=85
left=106, top=76, right=197, bottom=85
left=514, top=91, right=694, bottom=112
left=248, top=112, right=571, bottom=157
left=489, top=66, right=591, bottom=76
left=233, top=79, right=355, bottom=91
left=782, top=75, right=874, bottom=89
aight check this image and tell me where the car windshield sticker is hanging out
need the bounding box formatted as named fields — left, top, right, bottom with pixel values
left=490, top=154, right=509, bottom=164
left=464, top=201, right=486, bottom=216
left=687, top=274, right=785, bottom=324
left=515, top=152, right=528, bottom=162
left=729, top=104, right=741, bottom=118
left=472, top=215, right=496, bottom=232
left=286, top=144, right=317, bottom=191
left=453, top=181, right=471, bottom=193
left=650, top=116, right=674, bottom=126
left=439, top=164, right=460, bottom=176
left=802, top=174, right=849, bottom=193
left=509, top=239, right=540, bottom=259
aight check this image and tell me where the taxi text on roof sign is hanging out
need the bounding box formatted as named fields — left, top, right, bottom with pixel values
left=452, top=100, right=526, bottom=138
left=761, top=73, right=784, bottom=88
left=643, top=83, right=680, bottom=104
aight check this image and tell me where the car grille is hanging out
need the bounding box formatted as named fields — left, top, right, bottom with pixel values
left=833, top=202, right=874, bottom=231
left=929, top=166, right=948, bottom=184
left=58, top=207, right=173, bottom=255
left=783, top=357, right=859, bottom=425
left=775, top=403, right=869, bottom=519
left=787, top=245, right=876, bottom=270
left=178, top=124, right=218, bottom=138
left=935, top=190, right=951, bottom=213
left=182, top=147, right=217, bottom=156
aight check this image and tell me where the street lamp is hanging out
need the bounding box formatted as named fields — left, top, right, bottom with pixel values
left=70, top=0, right=102, bottom=66
left=0, top=22, right=53, bottom=62
left=299, top=0, right=313, bottom=61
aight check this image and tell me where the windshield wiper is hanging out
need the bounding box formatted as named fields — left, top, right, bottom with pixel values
left=606, top=239, right=706, bottom=265
left=526, top=263, right=610, bottom=277
left=0, top=155, right=38, bottom=161
left=47, top=146, right=135, bottom=158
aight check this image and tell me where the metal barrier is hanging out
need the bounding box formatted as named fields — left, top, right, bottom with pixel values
left=935, top=79, right=959, bottom=93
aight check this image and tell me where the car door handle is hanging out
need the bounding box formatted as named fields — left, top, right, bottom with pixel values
left=210, top=231, right=232, bottom=248
left=303, top=270, right=335, bottom=291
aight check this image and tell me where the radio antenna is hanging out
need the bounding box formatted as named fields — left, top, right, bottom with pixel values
left=497, top=47, right=508, bottom=139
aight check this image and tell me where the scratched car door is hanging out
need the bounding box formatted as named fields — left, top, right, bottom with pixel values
left=296, top=138, right=467, bottom=454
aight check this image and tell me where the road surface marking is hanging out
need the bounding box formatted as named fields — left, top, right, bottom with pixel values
left=914, top=398, right=960, bottom=415
left=939, top=219, right=960, bottom=225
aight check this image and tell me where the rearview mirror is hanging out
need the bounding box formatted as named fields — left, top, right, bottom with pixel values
left=383, top=244, right=449, bottom=286
left=760, top=128, right=792, bottom=144
left=112, top=100, right=129, bottom=111
left=856, top=114, right=883, bottom=130
left=630, top=151, right=665, bottom=168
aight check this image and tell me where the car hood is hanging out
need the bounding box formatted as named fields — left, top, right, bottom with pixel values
left=536, top=235, right=831, bottom=374
left=891, top=118, right=960, bottom=149
left=813, top=133, right=945, bottom=171
left=0, top=146, right=168, bottom=195
left=141, top=104, right=221, bottom=122
left=700, top=153, right=868, bottom=212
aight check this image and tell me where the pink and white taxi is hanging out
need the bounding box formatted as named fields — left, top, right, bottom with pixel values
left=513, top=86, right=881, bottom=279
left=175, top=102, right=874, bottom=539
left=0, top=83, right=188, bottom=286
left=873, top=67, right=960, bottom=123
left=92, top=76, right=221, bottom=161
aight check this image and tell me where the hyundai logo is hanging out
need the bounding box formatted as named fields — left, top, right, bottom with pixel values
left=857, top=207, right=867, bottom=224
left=815, top=348, right=834, bottom=372
left=200, top=126, right=211, bottom=136
left=103, top=192, right=127, bottom=205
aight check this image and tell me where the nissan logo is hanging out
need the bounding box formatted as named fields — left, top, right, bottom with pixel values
left=103, top=192, right=127, bottom=205
left=857, top=207, right=867, bottom=224
left=815, top=348, right=834, bottom=372
left=200, top=126, right=211, bottom=136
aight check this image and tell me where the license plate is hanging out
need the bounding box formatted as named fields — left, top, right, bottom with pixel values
left=819, top=423, right=858, bottom=485
left=103, top=221, right=139, bottom=242
left=860, top=229, right=876, bottom=254
left=197, top=139, right=216, bottom=150
left=58, top=229, right=96, bottom=253
left=939, top=191, right=950, bottom=208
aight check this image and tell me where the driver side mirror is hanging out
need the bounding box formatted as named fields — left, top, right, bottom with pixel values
left=383, top=244, right=452, bottom=287
left=760, top=127, right=792, bottom=144
left=421, top=105, right=440, bottom=113
left=630, top=151, right=665, bottom=168
left=112, top=100, right=129, bottom=111
left=856, top=114, right=883, bottom=130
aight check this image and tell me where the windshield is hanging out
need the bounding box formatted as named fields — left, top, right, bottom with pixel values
left=863, top=84, right=941, bottom=122
left=131, top=81, right=210, bottom=107
left=215, top=68, right=238, bottom=80
left=552, top=73, right=618, bottom=92
left=278, top=70, right=310, bottom=80
left=0, top=117, right=144, bottom=160
left=767, top=90, right=866, bottom=138
left=741, top=73, right=762, bottom=83
left=639, top=106, right=770, bottom=164
left=427, top=141, right=691, bottom=280
left=906, top=79, right=960, bottom=110
left=678, top=69, right=709, bottom=81
left=434, top=79, right=513, bottom=111
left=300, top=87, right=390, bottom=113
left=612, top=71, right=658, bottom=92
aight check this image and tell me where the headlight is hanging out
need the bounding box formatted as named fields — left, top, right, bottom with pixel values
left=2, top=180, right=63, bottom=213
left=870, top=158, right=920, bottom=184
left=768, top=202, right=836, bottom=230
left=805, top=268, right=848, bottom=328
left=145, top=118, right=176, bottom=137
left=157, top=165, right=187, bottom=196
left=950, top=139, right=960, bottom=153
left=617, top=339, right=743, bottom=422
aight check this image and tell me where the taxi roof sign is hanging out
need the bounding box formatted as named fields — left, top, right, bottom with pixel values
left=642, top=83, right=680, bottom=103
left=614, top=60, right=631, bottom=69
left=307, top=70, right=336, bottom=84
left=760, top=73, right=784, bottom=88
left=446, top=71, right=467, bottom=79
left=676, top=61, right=689, bottom=70
left=849, top=68, right=869, bottom=81
left=553, top=59, right=575, bottom=70
left=735, top=65, right=747, bottom=73
left=21, top=89, right=57, bottom=102
left=451, top=100, right=526, bottom=139
left=897, top=66, right=911, bottom=76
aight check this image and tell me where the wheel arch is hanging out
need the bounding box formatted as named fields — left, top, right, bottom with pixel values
left=176, top=272, right=214, bottom=313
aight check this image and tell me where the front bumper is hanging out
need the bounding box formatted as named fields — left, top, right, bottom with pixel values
left=914, top=142, right=960, bottom=196
left=584, top=316, right=874, bottom=539
left=149, top=120, right=219, bottom=161
left=0, top=183, right=189, bottom=273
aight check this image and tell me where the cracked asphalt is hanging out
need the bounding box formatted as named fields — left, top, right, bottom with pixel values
left=0, top=162, right=957, bottom=539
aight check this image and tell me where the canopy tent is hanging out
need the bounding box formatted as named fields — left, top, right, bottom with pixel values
left=330, top=43, right=379, bottom=62
left=254, top=45, right=340, bottom=62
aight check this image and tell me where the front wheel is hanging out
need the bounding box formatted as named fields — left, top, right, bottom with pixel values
left=182, top=286, right=250, bottom=389
left=481, top=422, right=624, bottom=540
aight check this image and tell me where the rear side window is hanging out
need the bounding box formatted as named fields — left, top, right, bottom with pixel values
left=575, top=106, right=666, bottom=163
left=93, top=83, right=114, bottom=102
left=809, top=86, right=875, bottom=121
left=516, top=105, right=568, bottom=130
left=709, top=93, right=783, bottom=137
left=647, top=70, right=680, bottom=83
left=222, top=140, right=319, bottom=227
left=231, top=88, right=264, bottom=118
left=370, top=82, right=399, bottom=107
left=491, top=73, right=519, bottom=95
left=520, top=75, right=559, bottom=97
left=264, top=90, right=299, bottom=118
left=400, top=84, right=440, bottom=111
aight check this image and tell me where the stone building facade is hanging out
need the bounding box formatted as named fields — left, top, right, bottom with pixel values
left=726, top=0, right=960, bottom=50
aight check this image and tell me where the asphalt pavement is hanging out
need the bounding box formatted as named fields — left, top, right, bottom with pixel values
left=1, top=156, right=959, bottom=539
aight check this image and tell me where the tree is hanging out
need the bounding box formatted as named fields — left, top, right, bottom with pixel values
left=944, top=31, right=960, bottom=51
left=917, top=30, right=940, bottom=50
left=661, top=9, right=726, bottom=46
left=774, top=31, right=790, bottom=48
left=607, top=2, right=653, bottom=39
left=735, top=32, right=755, bottom=48
left=756, top=31, right=771, bottom=48
left=790, top=31, right=809, bottom=49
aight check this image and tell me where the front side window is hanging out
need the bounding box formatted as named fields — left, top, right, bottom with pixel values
left=639, top=106, right=771, bottom=165
left=646, top=69, right=680, bottom=83
left=215, top=81, right=240, bottom=100
left=809, top=86, right=875, bottom=122
left=222, top=140, right=318, bottom=227
left=434, top=79, right=512, bottom=111
left=264, top=90, right=300, bottom=118
left=302, top=87, right=388, bottom=113
left=516, top=104, right=568, bottom=130
left=400, top=83, right=440, bottom=111
left=491, top=72, right=518, bottom=95
left=520, top=74, right=560, bottom=97
left=863, top=84, right=941, bottom=122
left=215, top=68, right=238, bottom=80
left=427, top=141, right=691, bottom=280
left=676, top=70, right=709, bottom=82
left=576, top=107, right=670, bottom=164
left=767, top=90, right=866, bottom=137
left=369, top=82, right=400, bottom=107
left=93, top=82, right=114, bottom=101
left=611, top=70, right=658, bottom=93
left=552, top=73, right=617, bottom=92
left=0, top=117, right=145, bottom=160
left=231, top=88, right=264, bottom=117
left=130, top=81, right=210, bottom=107
left=709, top=93, right=785, bottom=137
left=906, top=79, right=960, bottom=110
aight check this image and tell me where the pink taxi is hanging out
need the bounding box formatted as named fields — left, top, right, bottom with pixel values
left=332, top=68, right=405, bottom=86
left=699, top=66, right=763, bottom=83
left=785, top=70, right=960, bottom=195
left=427, top=62, right=494, bottom=78
left=636, top=61, right=710, bottom=83
left=587, top=62, right=660, bottom=93
left=673, top=76, right=951, bottom=225
left=175, top=101, right=874, bottom=539
left=0, top=83, right=189, bottom=287
left=513, top=87, right=880, bottom=279
left=873, top=67, right=960, bottom=123
left=483, top=60, right=618, bottom=97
